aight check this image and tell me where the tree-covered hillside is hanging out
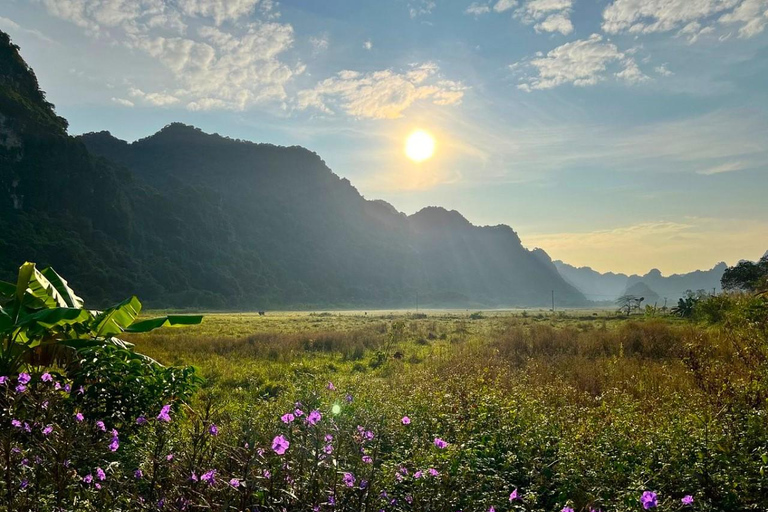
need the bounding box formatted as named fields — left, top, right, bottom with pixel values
left=1, top=30, right=585, bottom=309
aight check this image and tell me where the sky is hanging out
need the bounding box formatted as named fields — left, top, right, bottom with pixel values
left=2, top=0, right=768, bottom=275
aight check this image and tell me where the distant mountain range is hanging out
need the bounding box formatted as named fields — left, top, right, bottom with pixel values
left=1, top=30, right=585, bottom=309
left=553, top=260, right=728, bottom=305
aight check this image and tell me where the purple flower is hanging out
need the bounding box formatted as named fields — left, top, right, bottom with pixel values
left=41, top=400, right=49, bottom=410
left=342, top=472, right=355, bottom=487
left=294, top=408, right=304, bottom=417
left=189, top=472, right=198, bottom=482
left=641, top=491, right=658, bottom=509
left=20, top=479, right=29, bottom=489
left=362, top=455, right=372, bottom=464
left=75, top=412, right=84, bottom=422
left=208, top=424, right=219, bottom=436
left=166, top=454, right=174, bottom=461
left=682, top=495, right=694, bottom=506
left=109, top=437, right=120, bottom=452
left=0, top=376, right=6, bottom=385
left=346, top=394, right=353, bottom=403
left=324, top=444, right=333, bottom=454
left=11, top=419, right=21, bottom=428
left=434, top=438, right=448, bottom=449
left=414, top=471, right=423, bottom=479
left=328, top=495, right=336, bottom=506
left=41, top=373, right=52, bottom=382
left=324, top=434, right=333, bottom=442
left=96, top=421, right=106, bottom=432
left=18, top=373, right=31, bottom=385
left=428, top=468, right=439, bottom=477
left=489, top=507, right=496, bottom=512
left=96, top=467, right=106, bottom=481
left=15, top=384, right=26, bottom=393
left=42, top=425, right=53, bottom=436
left=562, top=508, right=574, bottom=512
left=54, top=382, right=61, bottom=390
left=327, top=382, right=336, bottom=391
left=83, top=474, right=93, bottom=484
left=281, top=413, right=295, bottom=424
left=272, top=435, right=290, bottom=455
left=401, top=416, right=411, bottom=425
left=509, top=489, right=520, bottom=501
left=306, top=410, right=322, bottom=426
left=134, top=469, right=143, bottom=479
left=229, top=478, right=240, bottom=488
left=364, top=430, right=374, bottom=440
left=136, top=416, right=147, bottom=425
left=201, top=470, right=216, bottom=485
left=157, top=404, right=172, bottom=422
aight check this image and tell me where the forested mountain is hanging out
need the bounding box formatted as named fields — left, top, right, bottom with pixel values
left=554, top=260, right=727, bottom=304
left=1, top=30, right=585, bottom=309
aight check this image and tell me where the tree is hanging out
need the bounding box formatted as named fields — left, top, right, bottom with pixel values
left=616, top=295, right=644, bottom=315
left=721, top=255, right=768, bottom=292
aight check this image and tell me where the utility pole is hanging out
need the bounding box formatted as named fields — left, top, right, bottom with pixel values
left=551, top=290, right=555, bottom=312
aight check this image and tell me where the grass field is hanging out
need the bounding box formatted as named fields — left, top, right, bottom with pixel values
left=120, top=305, right=768, bottom=510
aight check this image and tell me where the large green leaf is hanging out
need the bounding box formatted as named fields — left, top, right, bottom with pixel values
left=15, top=262, right=69, bottom=308
left=125, top=315, right=203, bottom=333
left=93, top=296, right=142, bottom=337
left=41, top=267, right=84, bottom=308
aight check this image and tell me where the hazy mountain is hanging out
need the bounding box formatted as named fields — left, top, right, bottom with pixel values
left=0, top=31, right=585, bottom=309
left=554, top=260, right=727, bottom=304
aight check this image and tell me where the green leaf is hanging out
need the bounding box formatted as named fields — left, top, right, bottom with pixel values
left=0, top=280, right=15, bottom=300
left=41, top=267, right=84, bottom=308
left=125, top=315, right=203, bottom=333
left=93, top=296, right=142, bottom=337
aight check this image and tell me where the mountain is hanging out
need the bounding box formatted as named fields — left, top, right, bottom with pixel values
left=0, top=30, right=585, bottom=309
left=554, top=260, right=727, bottom=304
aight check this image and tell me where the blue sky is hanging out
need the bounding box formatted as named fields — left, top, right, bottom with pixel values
left=2, top=0, right=768, bottom=274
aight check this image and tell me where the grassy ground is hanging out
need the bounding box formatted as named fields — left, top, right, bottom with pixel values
left=122, top=308, right=768, bottom=510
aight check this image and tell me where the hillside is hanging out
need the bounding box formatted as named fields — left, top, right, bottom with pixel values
left=0, top=30, right=585, bottom=309
left=554, top=260, right=727, bottom=304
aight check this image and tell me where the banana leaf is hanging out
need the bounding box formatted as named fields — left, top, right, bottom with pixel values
left=125, top=315, right=203, bottom=333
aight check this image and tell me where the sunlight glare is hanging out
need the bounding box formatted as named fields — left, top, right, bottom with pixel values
left=405, top=130, right=436, bottom=162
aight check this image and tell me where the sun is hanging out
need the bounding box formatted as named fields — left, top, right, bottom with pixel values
left=405, top=130, right=436, bottom=162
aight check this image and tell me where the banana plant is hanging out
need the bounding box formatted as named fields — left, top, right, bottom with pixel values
left=0, top=262, right=202, bottom=375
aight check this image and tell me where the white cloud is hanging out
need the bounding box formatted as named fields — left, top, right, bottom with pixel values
left=309, top=35, right=329, bottom=54
left=111, top=97, right=135, bottom=107
left=297, top=63, right=466, bottom=119
left=465, top=2, right=492, bottom=15
left=655, top=63, right=674, bottom=76
left=129, top=87, right=180, bottom=106
left=363, top=40, right=373, bottom=50
left=409, top=0, right=436, bottom=18
left=517, top=34, right=649, bottom=90
left=696, top=161, right=748, bottom=175
left=534, top=12, right=573, bottom=34
left=493, top=0, right=518, bottom=13
left=602, top=0, right=768, bottom=39
left=0, top=16, right=58, bottom=44
left=176, top=0, right=262, bottom=25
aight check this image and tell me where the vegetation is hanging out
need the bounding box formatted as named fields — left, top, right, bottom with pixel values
left=3, top=263, right=767, bottom=510
left=721, top=254, right=768, bottom=292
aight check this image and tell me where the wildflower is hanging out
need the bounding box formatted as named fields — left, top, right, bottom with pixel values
left=134, top=469, right=143, bottom=479
left=0, top=376, right=6, bottom=385
left=15, top=384, right=26, bottom=393
left=75, top=412, right=84, bottom=422
left=307, top=410, right=322, bottom=425
left=346, top=394, right=353, bottom=403
left=489, top=507, right=496, bottom=512
left=641, top=491, right=658, bottom=509
left=11, top=419, right=21, bottom=428
left=324, top=434, right=333, bottom=442
left=201, top=470, right=216, bottom=485
left=562, top=508, right=573, bottom=512
left=41, top=373, right=52, bottom=382
left=229, top=478, right=240, bottom=488
left=281, top=413, right=295, bottom=424
left=434, top=437, right=448, bottom=449
left=18, top=373, right=31, bottom=384
left=405, top=495, right=413, bottom=504
left=42, top=425, right=53, bottom=436
left=136, top=416, right=147, bottom=425
left=157, top=498, right=164, bottom=508
left=189, top=472, right=198, bottom=482
left=327, top=381, right=336, bottom=391
left=428, top=468, right=439, bottom=477
left=95, top=483, right=102, bottom=490
left=294, top=408, right=304, bottom=417
left=362, top=455, right=372, bottom=464
left=157, top=404, right=172, bottom=422
left=83, top=474, right=93, bottom=484
left=328, top=495, right=336, bottom=505
left=272, top=435, right=290, bottom=455
left=414, top=471, right=423, bottom=479
left=20, top=479, right=29, bottom=489
left=208, top=424, right=219, bottom=436
left=263, top=470, right=271, bottom=479
left=109, top=437, right=120, bottom=452
left=54, top=382, right=61, bottom=390
left=96, top=467, right=106, bottom=481
left=166, top=454, right=174, bottom=461
left=343, top=472, right=355, bottom=487
left=364, top=430, right=374, bottom=440
left=509, top=489, right=520, bottom=501
left=23, top=423, right=31, bottom=432
left=41, top=400, right=49, bottom=410
left=360, top=480, right=368, bottom=489
left=682, top=495, right=694, bottom=506
left=324, top=444, right=333, bottom=454
left=96, top=421, right=106, bottom=432
left=401, top=416, right=411, bottom=425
